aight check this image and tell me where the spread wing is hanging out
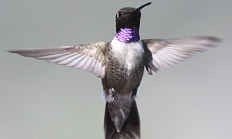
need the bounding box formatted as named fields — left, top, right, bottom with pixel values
left=142, top=37, right=220, bottom=74
left=9, top=41, right=108, bottom=78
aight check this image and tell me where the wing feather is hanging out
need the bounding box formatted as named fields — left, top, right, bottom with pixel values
left=9, top=42, right=108, bottom=78
left=143, top=37, right=220, bottom=74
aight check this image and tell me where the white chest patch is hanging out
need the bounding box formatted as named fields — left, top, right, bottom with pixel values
left=110, top=37, right=144, bottom=70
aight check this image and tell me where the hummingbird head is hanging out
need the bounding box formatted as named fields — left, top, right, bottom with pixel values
left=115, top=2, right=151, bottom=33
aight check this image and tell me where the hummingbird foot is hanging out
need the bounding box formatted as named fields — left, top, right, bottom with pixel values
left=104, top=88, right=119, bottom=102
left=112, top=88, right=118, bottom=101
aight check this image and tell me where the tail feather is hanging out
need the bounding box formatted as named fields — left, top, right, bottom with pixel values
left=104, top=101, right=140, bottom=139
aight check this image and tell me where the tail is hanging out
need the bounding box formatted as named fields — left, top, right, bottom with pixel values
left=104, top=101, right=140, bottom=139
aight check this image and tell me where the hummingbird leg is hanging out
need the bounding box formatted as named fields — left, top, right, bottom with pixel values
left=111, top=88, right=118, bottom=101
left=104, top=88, right=118, bottom=102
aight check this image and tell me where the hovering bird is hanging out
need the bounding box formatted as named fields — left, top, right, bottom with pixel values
left=9, top=2, right=219, bottom=139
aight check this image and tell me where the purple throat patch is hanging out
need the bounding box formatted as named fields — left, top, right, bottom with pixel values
left=116, top=28, right=140, bottom=42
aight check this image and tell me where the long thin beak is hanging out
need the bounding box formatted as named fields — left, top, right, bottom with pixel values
left=133, top=2, right=152, bottom=13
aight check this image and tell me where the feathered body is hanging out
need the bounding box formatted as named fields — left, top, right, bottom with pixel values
left=102, top=38, right=144, bottom=137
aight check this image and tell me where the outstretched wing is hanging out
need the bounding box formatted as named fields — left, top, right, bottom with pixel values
left=9, top=41, right=108, bottom=78
left=142, top=37, right=220, bottom=75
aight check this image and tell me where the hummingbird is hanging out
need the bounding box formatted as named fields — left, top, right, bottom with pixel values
left=9, top=2, right=219, bottom=139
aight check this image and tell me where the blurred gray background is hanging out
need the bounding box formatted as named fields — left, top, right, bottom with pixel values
left=1, top=0, right=232, bottom=139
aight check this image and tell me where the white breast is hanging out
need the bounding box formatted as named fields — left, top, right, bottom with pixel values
left=110, top=37, right=144, bottom=70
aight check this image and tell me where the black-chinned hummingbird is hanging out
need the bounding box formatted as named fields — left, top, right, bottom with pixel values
left=9, top=2, right=219, bottom=139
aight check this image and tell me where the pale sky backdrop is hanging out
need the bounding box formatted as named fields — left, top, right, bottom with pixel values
left=1, top=0, right=232, bottom=139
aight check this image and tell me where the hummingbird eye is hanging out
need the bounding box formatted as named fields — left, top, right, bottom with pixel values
left=116, top=12, right=123, bottom=18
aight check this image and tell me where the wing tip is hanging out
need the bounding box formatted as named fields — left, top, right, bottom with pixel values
left=202, top=36, right=221, bottom=43
left=8, top=50, right=18, bottom=53
left=8, top=50, right=26, bottom=55
left=8, top=49, right=36, bottom=55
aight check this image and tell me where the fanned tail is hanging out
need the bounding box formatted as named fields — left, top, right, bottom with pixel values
left=104, top=101, right=140, bottom=139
